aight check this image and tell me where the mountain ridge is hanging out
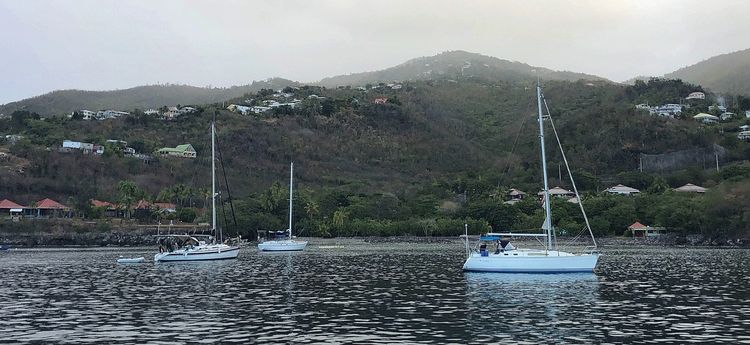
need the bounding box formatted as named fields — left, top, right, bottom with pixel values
left=317, top=50, right=610, bottom=87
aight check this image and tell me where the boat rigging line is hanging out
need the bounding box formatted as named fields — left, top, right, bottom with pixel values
left=541, top=92, right=598, bottom=249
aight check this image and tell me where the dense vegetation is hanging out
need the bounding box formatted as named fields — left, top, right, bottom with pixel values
left=1, top=77, right=749, bottom=240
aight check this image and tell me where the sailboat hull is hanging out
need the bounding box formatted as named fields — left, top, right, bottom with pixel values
left=462, top=251, right=599, bottom=273
left=258, top=240, right=308, bottom=251
left=154, top=246, right=240, bottom=262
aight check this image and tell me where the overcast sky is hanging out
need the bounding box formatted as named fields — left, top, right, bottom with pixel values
left=1, top=0, right=749, bottom=104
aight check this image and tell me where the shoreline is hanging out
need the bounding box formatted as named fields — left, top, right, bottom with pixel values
left=1, top=231, right=747, bottom=248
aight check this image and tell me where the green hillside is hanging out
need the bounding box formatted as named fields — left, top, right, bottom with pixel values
left=0, top=78, right=299, bottom=118
left=665, top=48, right=750, bottom=96
left=317, top=50, right=609, bottom=87
left=1, top=78, right=748, bottom=239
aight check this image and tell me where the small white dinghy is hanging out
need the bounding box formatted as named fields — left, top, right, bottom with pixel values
left=117, top=256, right=146, bottom=264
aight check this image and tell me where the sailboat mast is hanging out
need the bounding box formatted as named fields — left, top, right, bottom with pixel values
left=288, top=161, right=294, bottom=239
left=211, top=118, right=218, bottom=242
left=537, top=80, right=553, bottom=250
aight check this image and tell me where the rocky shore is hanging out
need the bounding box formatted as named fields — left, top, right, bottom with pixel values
left=0, top=220, right=746, bottom=247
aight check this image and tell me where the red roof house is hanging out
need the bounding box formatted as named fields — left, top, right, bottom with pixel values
left=36, top=198, right=69, bottom=209
left=0, top=199, right=25, bottom=209
left=91, top=199, right=114, bottom=208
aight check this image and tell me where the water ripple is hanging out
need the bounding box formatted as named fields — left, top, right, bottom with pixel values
left=0, top=243, right=748, bottom=344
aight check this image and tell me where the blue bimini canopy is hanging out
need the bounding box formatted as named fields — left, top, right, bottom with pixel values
left=479, top=236, right=500, bottom=241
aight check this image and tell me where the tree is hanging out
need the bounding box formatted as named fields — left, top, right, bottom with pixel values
left=177, top=208, right=197, bottom=223
left=118, top=180, right=143, bottom=219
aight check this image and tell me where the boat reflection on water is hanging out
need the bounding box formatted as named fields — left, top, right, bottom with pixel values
left=464, top=272, right=600, bottom=343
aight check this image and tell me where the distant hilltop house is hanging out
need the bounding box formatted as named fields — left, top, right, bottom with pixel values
left=62, top=140, right=104, bottom=155
left=96, top=110, right=130, bottom=120
left=158, top=106, right=196, bottom=120
left=156, top=144, right=196, bottom=158
left=79, top=110, right=97, bottom=120
left=373, top=97, right=388, bottom=105
left=4, top=134, right=24, bottom=145
left=685, top=91, right=705, bottom=100
left=708, top=105, right=727, bottom=113
left=228, top=100, right=299, bottom=115
left=746, top=110, right=750, bottom=118
left=636, top=103, right=682, bottom=118
left=673, top=183, right=707, bottom=193
left=720, top=112, right=735, bottom=121
left=605, top=184, right=640, bottom=196
left=738, top=130, right=750, bottom=141
left=693, top=113, right=719, bottom=124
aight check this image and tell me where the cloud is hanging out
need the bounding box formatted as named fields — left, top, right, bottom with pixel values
left=0, top=0, right=749, bottom=104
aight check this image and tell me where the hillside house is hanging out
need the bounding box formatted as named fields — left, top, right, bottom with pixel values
left=144, top=109, right=159, bottom=116
left=0, top=199, right=25, bottom=218
left=674, top=183, right=707, bottom=193
left=720, top=112, right=735, bottom=121
left=96, top=110, right=129, bottom=120
left=163, top=106, right=180, bottom=119
left=737, top=131, right=750, bottom=141
left=91, top=199, right=118, bottom=217
left=79, top=110, right=97, bottom=120
left=538, top=186, right=575, bottom=200
left=4, top=135, right=24, bottom=144
left=179, top=106, right=197, bottom=114
left=374, top=97, right=388, bottom=104
left=308, top=94, right=325, bottom=99
left=740, top=125, right=750, bottom=131
left=503, top=188, right=526, bottom=205
left=62, top=140, right=103, bottom=155
left=686, top=91, right=705, bottom=100
left=35, top=198, right=71, bottom=218
left=746, top=110, right=750, bottom=118
left=227, top=104, right=254, bottom=115
left=708, top=105, right=727, bottom=113
left=605, top=184, right=640, bottom=195
left=628, top=221, right=666, bottom=238
left=693, top=113, right=719, bottom=124
left=156, top=144, right=196, bottom=158
left=251, top=106, right=270, bottom=114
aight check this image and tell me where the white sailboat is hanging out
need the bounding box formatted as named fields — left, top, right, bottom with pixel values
left=462, top=80, right=600, bottom=273
left=257, top=162, right=308, bottom=251
left=154, top=117, right=240, bottom=262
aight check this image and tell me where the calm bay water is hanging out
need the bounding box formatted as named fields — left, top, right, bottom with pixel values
left=1, top=240, right=749, bottom=344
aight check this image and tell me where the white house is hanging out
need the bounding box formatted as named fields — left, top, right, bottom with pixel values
left=605, top=184, right=640, bottom=195
left=249, top=106, right=269, bottom=114
left=179, top=106, right=196, bottom=114
left=79, top=110, right=96, bottom=120
left=538, top=186, right=575, bottom=199
left=96, top=110, right=129, bottom=120
left=693, top=113, right=719, bottom=124
left=739, top=125, right=750, bottom=131
left=674, top=183, right=707, bottom=193
left=720, top=112, right=735, bottom=121
left=738, top=131, right=750, bottom=141
left=144, top=109, right=159, bottom=116
left=686, top=91, right=705, bottom=100
left=746, top=110, right=750, bottom=118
